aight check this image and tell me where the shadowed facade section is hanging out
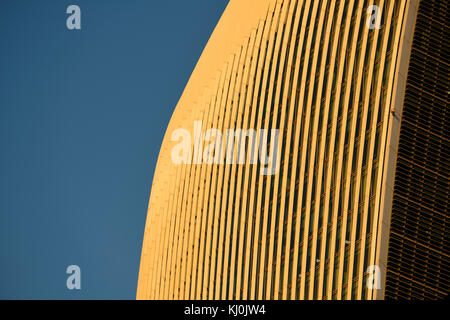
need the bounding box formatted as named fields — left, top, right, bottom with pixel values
left=384, top=0, right=449, bottom=300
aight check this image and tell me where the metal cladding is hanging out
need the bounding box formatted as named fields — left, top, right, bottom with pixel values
left=137, top=0, right=448, bottom=300
left=384, top=0, right=449, bottom=300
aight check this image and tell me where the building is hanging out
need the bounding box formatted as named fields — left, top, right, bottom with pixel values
left=137, top=0, right=449, bottom=300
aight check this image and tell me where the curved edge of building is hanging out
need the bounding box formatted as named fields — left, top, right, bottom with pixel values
left=137, top=0, right=448, bottom=300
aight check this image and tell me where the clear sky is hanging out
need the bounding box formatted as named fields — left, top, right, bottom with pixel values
left=0, top=0, right=229, bottom=299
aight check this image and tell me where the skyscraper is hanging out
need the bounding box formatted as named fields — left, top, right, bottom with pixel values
left=137, top=0, right=449, bottom=300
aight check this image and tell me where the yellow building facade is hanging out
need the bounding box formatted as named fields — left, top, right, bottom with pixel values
left=137, top=0, right=449, bottom=300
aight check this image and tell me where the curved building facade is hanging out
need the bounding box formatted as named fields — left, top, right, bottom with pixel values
left=137, top=0, right=449, bottom=300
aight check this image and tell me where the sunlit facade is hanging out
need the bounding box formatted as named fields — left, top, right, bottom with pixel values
left=137, top=0, right=448, bottom=300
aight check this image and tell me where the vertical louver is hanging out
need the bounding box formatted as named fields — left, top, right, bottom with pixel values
left=136, top=0, right=445, bottom=300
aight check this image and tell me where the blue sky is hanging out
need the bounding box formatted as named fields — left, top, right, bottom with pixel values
left=0, top=0, right=229, bottom=299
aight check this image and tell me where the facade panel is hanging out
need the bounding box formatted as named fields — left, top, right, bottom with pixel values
left=137, top=0, right=447, bottom=300
left=384, top=0, right=449, bottom=300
